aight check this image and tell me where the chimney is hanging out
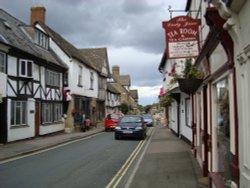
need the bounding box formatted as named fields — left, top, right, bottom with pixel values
left=30, top=5, right=46, bottom=25
left=112, top=65, right=120, bottom=76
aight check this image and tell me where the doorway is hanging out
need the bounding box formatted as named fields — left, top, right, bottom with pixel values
left=35, top=101, right=40, bottom=136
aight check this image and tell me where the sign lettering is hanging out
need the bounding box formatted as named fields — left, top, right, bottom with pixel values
left=162, top=16, right=201, bottom=59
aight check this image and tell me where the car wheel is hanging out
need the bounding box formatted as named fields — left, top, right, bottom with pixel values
left=141, top=133, right=146, bottom=140
left=115, top=134, right=119, bottom=140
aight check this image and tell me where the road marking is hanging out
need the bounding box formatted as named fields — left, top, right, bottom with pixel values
left=106, top=128, right=153, bottom=188
left=0, top=132, right=104, bottom=164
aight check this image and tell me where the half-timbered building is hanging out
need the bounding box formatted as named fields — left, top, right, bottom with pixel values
left=0, top=8, right=67, bottom=143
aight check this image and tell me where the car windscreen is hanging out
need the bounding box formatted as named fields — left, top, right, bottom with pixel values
left=120, top=116, right=142, bottom=123
left=143, top=114, right=152, bottom=119
left=110, top=114, right=121, bottom=119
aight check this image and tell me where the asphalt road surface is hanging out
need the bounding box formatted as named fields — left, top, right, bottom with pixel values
left=0, top=132, right=141, bottom=188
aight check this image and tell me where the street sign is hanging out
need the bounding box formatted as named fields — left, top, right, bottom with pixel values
left=162, top=16, right=201, bottom=59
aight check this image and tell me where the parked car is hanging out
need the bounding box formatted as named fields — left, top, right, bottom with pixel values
left=114, top=115, right=147, bottom=140
left=143, top=114, right=154, bottom=127
left=105, top=112, right=123, bottom=131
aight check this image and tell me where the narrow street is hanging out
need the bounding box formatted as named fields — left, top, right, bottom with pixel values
left=0, top=132, right=141, bottom=188
left=0, top=124, right=205, bottom=188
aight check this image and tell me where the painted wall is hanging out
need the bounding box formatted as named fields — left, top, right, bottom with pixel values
left=48, top=35, right=98, bottom=99
left=40, top=122, right=64, bottom=135
left=7, top=98, right=35, bottom=142
left=229, top=0, right=250, bottom=187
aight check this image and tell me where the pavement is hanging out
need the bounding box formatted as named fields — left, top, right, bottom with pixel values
left=0, top=123, right=208, bottom=188
left=127, top=123, right=208, bottom=188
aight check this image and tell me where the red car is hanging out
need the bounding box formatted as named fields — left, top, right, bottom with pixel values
left=105, top=113, right=123, bottom=131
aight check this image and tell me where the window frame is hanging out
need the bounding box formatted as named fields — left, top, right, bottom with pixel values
left=35, top=29, right=49, bottom=49
left=90, top=71, right=94, bottom=90
left=42, top=102, right=63, bottom=124
left=185, top=97, right=192, bottom=127
left=11, top=100, right=27, bottom=126
left=0, top=52, right=6, bottom=73
left=45, top=69, right=60, bottom=87
left=78, top=65, right=83, bottom=87
left=19, top=59, right=33, bottom=78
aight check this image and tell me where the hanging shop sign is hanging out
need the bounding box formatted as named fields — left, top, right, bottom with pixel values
left=162, top=16, right=201, bottom=59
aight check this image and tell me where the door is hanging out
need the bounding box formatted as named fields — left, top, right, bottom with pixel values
left=203, top=86, right=209, bottom=176
left=35, top=101, right=40, bottom=136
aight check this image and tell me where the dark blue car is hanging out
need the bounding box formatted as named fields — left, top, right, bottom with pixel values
left=114, top=115, right=147, bottom=140
left=143, top=114, right=154, bottom=127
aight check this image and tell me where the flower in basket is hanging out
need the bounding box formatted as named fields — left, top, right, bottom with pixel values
left=170, top=59, right=204, bottom=81
left=160, top=92, right=174, bottom=107
left=169, top=59, right=205, bottom=94
left=182, top=58, right=204, bottom=79
left=72, top=108, right=77, bottom=115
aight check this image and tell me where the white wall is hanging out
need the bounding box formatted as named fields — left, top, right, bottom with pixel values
left=40, top=122, right=64, bottom=135
left=7, top=55, right=16, bottom=76
left=7, top=98, right=35, bottom=142
left=49, top=34, right=98, bottom=99
left=232, top=1, right=250, bottom=187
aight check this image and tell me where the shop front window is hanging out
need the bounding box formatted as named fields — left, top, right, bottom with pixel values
left=215, top=78, right=231, bottom=187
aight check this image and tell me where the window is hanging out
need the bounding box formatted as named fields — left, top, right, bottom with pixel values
left=42, top=103, right=62, bottom=123
left=90, top=71, right=94, bottom=89
left=215, top=78, right=231, bottom=185
left=63, top=72, right=68, bottom=86
left=0, top=52, right=6, bottom=73
left=78, top=66, right=82, bottom=86
left=46, top=69, right=60, bottom=87
left=54, top=103, right=62, bottom=122
left=19, top=59, right=33, bottom=77
left=42, top=103, right=53, bottom=123
left=11, top=101, right=27, bottom=126
left=35, top=30, right=48, bottom=49
left=185, top=98, right=191, bottom=127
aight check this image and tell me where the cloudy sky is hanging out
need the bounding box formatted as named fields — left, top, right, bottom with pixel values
left=1, top=0, right=186, bottom=105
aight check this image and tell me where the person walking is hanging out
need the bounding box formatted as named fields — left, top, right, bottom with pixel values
left=81, top=113, right=86, bottom=132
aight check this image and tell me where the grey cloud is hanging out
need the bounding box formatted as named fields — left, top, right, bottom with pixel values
left=1, top=0, right=185, bottom=104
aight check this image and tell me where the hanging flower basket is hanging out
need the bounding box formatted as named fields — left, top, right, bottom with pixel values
left=71, top=108, right=77, bottom=116
left=177, top=78, right=203, bottom=95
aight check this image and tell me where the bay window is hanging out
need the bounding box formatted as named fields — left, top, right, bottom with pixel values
left=42, top=103, right=62, bottom=124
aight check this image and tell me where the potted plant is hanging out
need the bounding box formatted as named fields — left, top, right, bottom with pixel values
left=170, top=59, right=204, bottom=95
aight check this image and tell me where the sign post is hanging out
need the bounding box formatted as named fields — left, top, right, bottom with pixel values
left=162, top=16, right=201, bottom=59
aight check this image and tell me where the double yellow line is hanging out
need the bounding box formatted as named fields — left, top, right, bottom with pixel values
left=105, top=140, right=145, bottom=188
left=106, top=128, right=153, bottom=188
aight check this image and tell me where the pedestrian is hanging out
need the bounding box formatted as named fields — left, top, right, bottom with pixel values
left=81, top=113, right=86, bottom=132
left=85, top=115, right=91, bottom=130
